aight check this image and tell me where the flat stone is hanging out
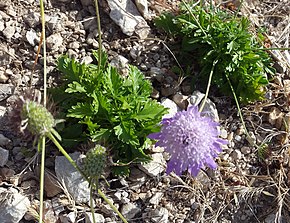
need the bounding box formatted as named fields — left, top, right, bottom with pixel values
left=107, top=0, right=150, bottom=39
left=138, top=153, right=166, bottom=177
left=160, top=98, right=180, bottom=119
left=55, top=152, right=90, bottom=204
left=188, top=90, right=219, bottom=122
left=149, top=192, right=163, bottom=205
left=0, top=187, right=30, bottom=223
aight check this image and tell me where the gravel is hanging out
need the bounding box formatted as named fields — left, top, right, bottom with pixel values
left=0, top=0, right=289, bottom=222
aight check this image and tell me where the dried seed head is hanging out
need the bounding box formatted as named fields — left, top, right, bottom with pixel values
left=21, top=101, right=55, bottom=136
left=83, top=145, right=107, bottom=179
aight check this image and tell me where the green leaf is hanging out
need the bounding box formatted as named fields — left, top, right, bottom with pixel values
left=114, top=121, right=138, bottom=146
left=65, top=81, right=86, bottom=93
left=67, top=102, right=95, bottom=118
left=135, top=101, right=167, bottom=121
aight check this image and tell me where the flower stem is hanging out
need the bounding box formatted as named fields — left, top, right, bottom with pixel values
left=94, top=0, right=102, bottom=72
left=224, top=73, right=258, bottom=148
left=39, top=0, right=47, bottom=221
left=38, top=138, right=45, bottom=223
left=90, top=186, right=96, bottom=223
left=199, top=59, right=218, bottom=113
left=47, top=132, right=128, bottom=223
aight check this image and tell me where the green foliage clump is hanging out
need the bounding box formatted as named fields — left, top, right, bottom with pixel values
left=155, top=2, right=275, bottom=103
left=54, top=51, right=167, bottom=175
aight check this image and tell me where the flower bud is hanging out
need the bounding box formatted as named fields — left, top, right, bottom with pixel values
left=83, top=145, right=106, bottom=179
left=21, top=101, right=55, bottom=136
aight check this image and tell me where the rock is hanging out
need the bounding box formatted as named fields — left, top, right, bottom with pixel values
left=160, top=98, right=181, bottom=119
left=231, top=149, right=242, bottom=161
left=148, top=207, right=169, bottom=223
left=59, top=212, right=77, bottom=223
left=23, top=11, right=40, bottom=28
left=234, top=135, right=242, bottom=142
left=85, top=212, right=105, bottom=223
left=268, top=107, right=284, bottom=129
left=107, top=0, right=150, bottom=39
left=25, top=29, right=39, bottom=46
left=55, top=152, right=90, bottom=204
left=0, top=21, right=4, bottom=32
left=80, top=0, right=93, bottom=7
left=0, top=147, right=9, bottom=166
left=0, top=84, right=14, bottom=101
left=68, top=41, right=80, bottom=49
left=139, top=153, right=166, bottom=177
left=121, top=202, right=141, bottom=220
left=0, top=68, right=9, bottom=83
left=44, top=171, right=63, bottom=197
left=0, top=133, right=11, bottom=146
left=3, top=24, right=15, bottom=39
left=188, top=90, right=219, bottom=122
left=172, top=93, right=188, bottom=110
left=46, top=33, right=63, bottom=51
left=81, top=56, right=93, bottom=65
left=149, top=192, right=163, bottom=205
left=0, top=187, right=30, bottom=223
left=220, top=128, right=228, bottom=139
left=135, top=0, right=150, bottom=19
left=241, top=146, right=251, bottom=155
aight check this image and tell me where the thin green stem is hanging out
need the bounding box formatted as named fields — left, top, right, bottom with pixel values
left=199, top=59, right=218, bottom=113
left=39, top=0, right=46, bottom=222
left=94, top=0, right=102, bottom=72
left=38, top=138, right=45, bottom=223
left=90, top=186, right=96, bottom=223
left=224, top=73, right=258, bottom=148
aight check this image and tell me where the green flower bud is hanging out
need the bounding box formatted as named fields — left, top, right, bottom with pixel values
left=83, top=145, right=106, bottom=179
left=21, top=101, right=55, bottom=136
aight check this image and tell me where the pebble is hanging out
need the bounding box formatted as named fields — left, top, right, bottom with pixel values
left=234, top=135, right=242, bottom=142
left=46, top=33, right=63, bottom=51
left=231, top=149, right=242, bottom=160
left=3, top=25, right=15, bottom=39
left=241, top=146, right=251, bottom=155
left=25, top=29, right=38, bottom=46
left=220, top=128, right=228, bottom=139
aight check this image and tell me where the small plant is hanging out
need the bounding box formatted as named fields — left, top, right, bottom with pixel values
left=155, top=1, right=275, bottom=103
left=54, top=51, right=168, bottom=175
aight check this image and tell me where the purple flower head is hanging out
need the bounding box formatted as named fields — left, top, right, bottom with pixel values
left=148, top=106, right=227, bottom=177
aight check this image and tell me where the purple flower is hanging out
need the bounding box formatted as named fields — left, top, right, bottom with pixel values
left=148, top=106, right=227, bottom=177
